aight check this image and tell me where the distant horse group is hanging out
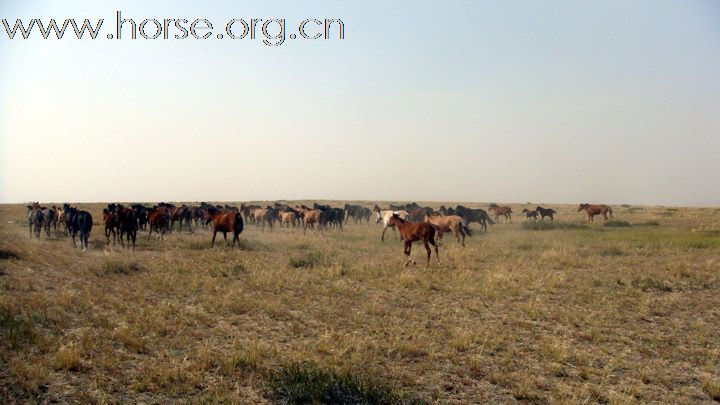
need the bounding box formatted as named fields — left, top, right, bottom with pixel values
left=21, top=200, right=616, bottom=267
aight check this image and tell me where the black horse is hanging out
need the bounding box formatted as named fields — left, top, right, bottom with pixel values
left=64, top=204, right=93, bottom=251
left=536, top=206, right=557, bottom=221
left=454, top=205, right=495, bottom=233
left=117, top=205, right=138, bottom=249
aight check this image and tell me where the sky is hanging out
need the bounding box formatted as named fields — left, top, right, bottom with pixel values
left=1, top=0, right=719, bottom=206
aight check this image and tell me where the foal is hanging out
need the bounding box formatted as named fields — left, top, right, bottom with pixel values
left=387, top=214, right=439, bottom=267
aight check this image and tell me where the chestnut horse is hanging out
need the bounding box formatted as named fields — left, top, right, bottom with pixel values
left=206, top=207, right=244, bottom=248
left=103, top=208, right=119, bottom=245
left=488, top=204, right=513, bottom=222
left=578, top=204, right=613, bottom=222
left=374, top=205, right=410, bottom=242
left=424, top=213, right=471, bottom=247
left=147, top=207, right=170, bottom=240
left=388, top=214, right=439, bottom=267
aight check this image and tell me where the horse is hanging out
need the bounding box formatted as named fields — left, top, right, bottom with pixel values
left=170, top=205, right=193, bottom=233
left=373, top=205, right=410, bottom=242
left=44, top=207, right=57, bottom=236
left=388, top=214, right=439, bottom=267
left=206, top=207, right=244, bottom=248
left=252, top=208, right=274, bottom=231
left=488, top=204, right=513, bottom=222
left=55, top=206, right=67, bottom=235
left=103, top=208, right=119, bottom=245
left=408, top=207, right=433, bottom=222
left=117, top=205, right=138, bottom=249
left=535, top=206, right=556, bottom=221
left=424, top=212, right=471, bottom=247
left=359, top=207, right=372, bottom=224
left=297, top=206, right=325, bottom=234
left=344, top=203, right=363, bottom=224
left=578, top=204, right=613, bottom=222
left=26, top=203, right=44, bottom=239
left=313, top=203, right=343, bottom=230
left=522, top=208, right=538, bottom=221
left=131, top=204, right=149, bottom=230
left=147, top=207, right=170, bottom=240
left=64, top=204, right=93, bottom=251
left=278, top=211, right=298, bottom=228
left=454, top=205, right=494, bottom=232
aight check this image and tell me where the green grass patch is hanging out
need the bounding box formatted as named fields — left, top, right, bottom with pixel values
left=265, top=363, right=415, bottom=404
left=0, top=306, right=37, bottom=349
left=634, top=221, right=660, bottom=227
left=521, top=221, right=589, bottom=231
left=603, top=220, right=631, bottom=228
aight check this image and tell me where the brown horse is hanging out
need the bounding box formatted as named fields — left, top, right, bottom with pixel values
left=278, top=211, right=298, bottom=228
left=103, top=208, right=119, bottom=245
left=147, top=207, right=169, bottom=240
left=297, top=206, right=325, bottom=234
left=488, top=204, right=513, bottom=222
left=424, top=213, right=471, bottom=247
left=388, top=214, right=439, bottom=267
left=578, top=204, right=613, bottom=222
left=206, top=207, right=244, bottom=248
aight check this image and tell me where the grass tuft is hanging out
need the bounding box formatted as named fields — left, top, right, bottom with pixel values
left=701, top=375, right=720, bottom=401
left=289, top=251, right=325, bottom=268
left=265, top=363, right=412, bottom=404
left=100, top=259, right=142, bottom=275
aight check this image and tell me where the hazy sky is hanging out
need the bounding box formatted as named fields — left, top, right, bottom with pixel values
left=1, top=1, right=719, bottom=205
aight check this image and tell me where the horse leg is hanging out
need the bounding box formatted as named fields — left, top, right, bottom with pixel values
left=423, top=239, right=432, bottom=267
left=211, top=230, right=217, bottom=248
left=223, top=231, right=228, bottom=246
left=403, top=241, right=413, bottom=266
left=381, top=225, right=388, bottom=242
left=429, top=236, right=439, bottom=264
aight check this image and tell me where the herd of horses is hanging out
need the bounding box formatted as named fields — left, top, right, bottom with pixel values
left=24, top=201, right=615, bottom=265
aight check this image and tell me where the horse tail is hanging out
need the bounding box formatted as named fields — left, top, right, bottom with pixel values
left=235, top=213, right=244, bottom=234
left=485, top=214, right=495, bottom=225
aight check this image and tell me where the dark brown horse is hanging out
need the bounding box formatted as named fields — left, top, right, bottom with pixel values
left=206, top=207, right=244, bottom=248
left=578, top=204, right=613, bottom=222
left=388, top=214, right=439, bottom=267
left=117, top=205, right=138, bottom=249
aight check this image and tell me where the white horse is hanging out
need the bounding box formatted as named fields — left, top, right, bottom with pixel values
left=374, top=206, right=410, bottom=242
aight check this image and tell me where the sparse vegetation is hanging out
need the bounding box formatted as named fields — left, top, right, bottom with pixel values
left=604, top=220, right=631, bottom=227
left=0, top=202, right=718, bottom=403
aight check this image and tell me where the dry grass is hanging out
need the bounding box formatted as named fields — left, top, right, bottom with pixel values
left=0, top=202, right=719, bottom=403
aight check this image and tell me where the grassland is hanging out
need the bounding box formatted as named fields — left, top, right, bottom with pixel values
left=1, top=202, right=719, bottom=403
